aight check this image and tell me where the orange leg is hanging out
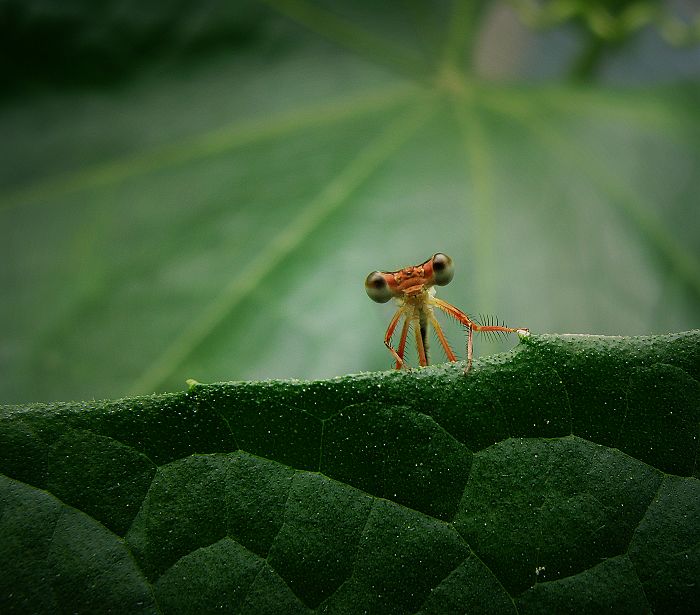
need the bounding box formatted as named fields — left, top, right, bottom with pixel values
left=466, top=325, right=474, bottom=373
left=431, top=297, right=527, bottom=373
left=431, top=297, right=479, bottom=329
left=384, top=308, right=407, bottom=368
left=414, top=322, right=428, bottom=366
left=395, top=317, right=411, bottom=369
left=429, top=314, right=457, bottom=362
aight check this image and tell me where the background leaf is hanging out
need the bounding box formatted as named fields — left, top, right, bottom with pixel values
left=1, top=1, right=699, bottom=404
left=1, top=331, right=698, bottom=612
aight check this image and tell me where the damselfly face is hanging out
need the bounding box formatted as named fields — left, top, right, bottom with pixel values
left=365, top=253, right=527, bottom=373
left=365, top=253, right=454, bottom=302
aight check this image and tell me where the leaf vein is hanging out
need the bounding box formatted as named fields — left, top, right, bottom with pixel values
left=259, top=0, right=430, bottom=81
left=128, top=101, right=435, bottom=395
left=0, top=84, right=416, bottom=213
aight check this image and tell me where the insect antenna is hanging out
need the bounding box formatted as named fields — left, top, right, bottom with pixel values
left=476, top=313, right=510, bottom=343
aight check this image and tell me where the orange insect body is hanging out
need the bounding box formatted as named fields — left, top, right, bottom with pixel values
left=365, top=253, right=527, bottom=372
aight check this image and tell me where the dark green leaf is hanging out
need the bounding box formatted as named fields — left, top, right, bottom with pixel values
left=0, top=475, right=156, bottom=613
left=1, top=331, right=698, bottom=612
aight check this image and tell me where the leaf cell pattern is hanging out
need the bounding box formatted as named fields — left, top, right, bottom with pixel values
left=1, top=332, right=699, bottom=613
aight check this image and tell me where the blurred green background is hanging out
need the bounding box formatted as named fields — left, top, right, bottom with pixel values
left=1, top=0, right=699, bottom=404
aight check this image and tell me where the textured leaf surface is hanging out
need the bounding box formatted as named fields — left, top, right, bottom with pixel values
left=1, top=2, right=699, bottom=404
left=1, top=331, right=698, bottom=613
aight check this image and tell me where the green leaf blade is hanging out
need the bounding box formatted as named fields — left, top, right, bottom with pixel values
left=2, top=332, right=698, bottom=612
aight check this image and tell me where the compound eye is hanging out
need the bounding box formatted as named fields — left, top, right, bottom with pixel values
left=431, top=253, right=454, bottom=286
left=365, top=271, right=392, bottom=303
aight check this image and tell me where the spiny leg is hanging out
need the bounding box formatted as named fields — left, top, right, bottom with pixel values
left=466, top=325, right=474, bottom=373
left=431, top=297, right=480, bottom=372
left=431, top=296, right=526, bottom=335
left=464, top=322, right=531, bottom=373
left=431, top=297, right=527, bottom=373
left=384, top=308, right=408, bottom=369
left=414, top=320, right=428, bottom=366
left=429, top=314, right=457, bottom=362
left=395, top=316, right=411, bottom=369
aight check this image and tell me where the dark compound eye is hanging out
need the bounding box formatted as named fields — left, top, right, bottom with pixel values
left=365, top=271, right=392, bottom=303
left=431, top=253, right=454, bottom=286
